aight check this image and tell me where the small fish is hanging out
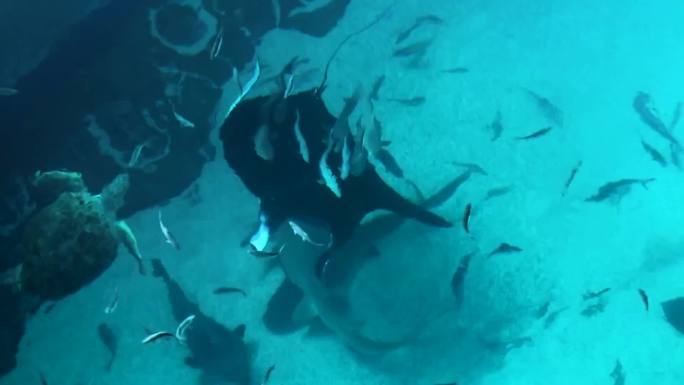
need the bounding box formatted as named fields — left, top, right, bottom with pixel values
left=582, top=287, right=611, bottom=300
left=38, top=370, right=48, bottom=385
left=483, top=186, right=513, bottom=201
left=671, top=142, right=682, bottom=170
left=43, top=302, right=57, bottom=314
left=173, top=110, right=195, bottom=129
left=340, top=135, right=352, bottom=180
left=225, top=60, right=260, bottom=121
left=288, top=220, right=328, bottom=247
left=633, top=91, right=680, bottom=148
left=0, top=87, right=18, bottom=96
left=452, top=161, right=487, bottom=175
left=393, top=39, right=432, bottom=57
left=638, top=288, right=649, bottom=311
left=387, top=96, right=426, bottom=106
left=423, top=171, right=471, bottom=209
left=262, top=364, right=276, bottom=385
left=536, top=301, right=551, bottom=319
left=248, top=243, right=285, bottom=257
left=525, top=89, right=564, bottom=126
left=585, top=178, right=655, bottom=203
left=487, top=110, right=503, bottom=141
left=610, top=360, right=625, bottom=385
left=209, top=25, right=224, bottom=60
left=213, top=287, right=247, bottom=297
left=127, top=142, right=147, bottom=168
left=232, top=66, right=243, bottom=93
left=104, top=286, right=119, bottom=314
left=158, top=210, right=181, bottom=250
left=462, top=203, right=472, bottom=233
left=451, top=252, right=473, bottom=306
left=561, top=160, right=583, bottom=196
left=368, top=75, right=386, bottom=102
left=670, top=101, right=682, bottom=130
left=581, top=301, right=606, bottom=317
left=515, top=126, right=553, bottom=140
left=141, top=330, right=175, bottom=344
left=97, top=323, right=117, bottom=371
left=487, top=243, right=522, bottom=257
left=175, top=314, right=196, bottom=342
left=375, top=149, right=404, bottom=178
left=292, top=110, right=310, bottom=163
left=319, top=142, right=342, bottom=198
left=441, top=67, right=469, bottom=74
left=641, top=139, right=668, bottom=167
left=395, top=15, right=443, bottom=44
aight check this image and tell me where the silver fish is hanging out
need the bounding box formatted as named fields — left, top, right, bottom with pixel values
left=104, top=286, right=119, bottom=314
left=292, top=110, right=310, bottom=163
left=319, top=142, right=341, bottom=198
left=175, top=314, right=196, bottom=342
left=158, top=210, right=181, bottom=250
left=288, top=220, right=328, bottom=247
left=141, top=331, right=175, bottom=344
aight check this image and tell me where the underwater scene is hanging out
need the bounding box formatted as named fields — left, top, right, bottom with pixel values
left=1, top=0, right=684, bottom=384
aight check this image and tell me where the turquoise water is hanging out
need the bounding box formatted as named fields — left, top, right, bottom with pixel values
left=2, top=0, right=684, bottom=384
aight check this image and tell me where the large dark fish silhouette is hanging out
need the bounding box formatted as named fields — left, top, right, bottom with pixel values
left=151, top=259, right=250, bottom=385
left=220, top=90, right=451, bottom=249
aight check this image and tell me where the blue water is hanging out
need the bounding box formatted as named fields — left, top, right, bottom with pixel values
left=1, top=0, right=684, bottom=384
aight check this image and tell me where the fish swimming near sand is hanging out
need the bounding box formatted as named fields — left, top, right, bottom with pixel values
left=395, top=14, right=443, bottom=44
left=610, top=360, right=625, bottom=385
left=104, top=286, right=119, bottom=314
left=151, top=259, right=251, bottom=385
left=582, top=287, right=611, bottom=301
left=248, top=243, right=285, bottom=258
left=176, top=314, right=196, bottom=342
left=451, top=252, right=473, bottom=306
left=292, top=110, right=310, bottom=163
left=375, top=149, right=404, bottom=178
left=638, top=288, right=649, bottom=311
left=441, top=67, right=469, bottom=74
left=640, top=139, right=667, bottom=167
left=209, top=25, right=224, bottom=60
left=525, top=89, right=564, bottom=127
left=633, top=91, right=680, bottom=148
left=141, top=330, right=175, bottom=344
left=393, top=39, right=433, bottom=58
left=97, top=323, right=117, bottom=371
left=585, top=178, right=655, bottom=203
left=453, top=161, right=487, bottom=175
left=462, top=203, right=472, bottom=233
left=487, top=243, right=522, bottom=257
left=213, top=287, right=247, bottom=297
left=670, top=102, right=682, bottom=131
left=262, top=364, right=276, bottom=385
left=288, top=220, right=329, bottom=247
left=387, top=97, right=425, bottom=106
left=368, top=75, right=385, bottom=104
left=158, top=210, right=181, bottom=250
left=0, top=87, right=18, bottom=96
left=423, top=171, right=471, bottom=209
left=319, top=142, right=342, bottom=198
left=515, top=126, right=552, bottom=140
left=561, top=161, right=582, bottom=196
left=487, top=110, right=503, bottom=141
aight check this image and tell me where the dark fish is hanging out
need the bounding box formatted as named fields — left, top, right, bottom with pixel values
left=43, top=302, right=57, bottom=314
left=423, top=171, right=472, bottom=209
left=544, top=308, right=565, bottom=328
left=262, top=364, right=276, bottom=385
left=671, top=142, right=682, bottom=170
left=581, top=301, right=606, bottom=317
left=641, top=139, right=668, bottom=167
left=487, top=110, right=503, bottom=141
left=561, top=160, right=583, bottom=196
left=97, top=323, right=117, bottom=372
left=38, top=370, right=48, bottom=385
left=487, top=243, right=522, bottom=257
left=610, top=360, right=625, bottom=385
left=213, top=287, right=247, bottom=297
left=441, top=67, right=469, bottom=74
left=393, top=39, right=432, bottom=57
left=484, top=186, right=513, bottom=201
left=451, top=252, right=473, bottom=306
left=368, top=75, right=385, bottom=102
left=435, top=382, right=459, bottom=385
left=395, top=14, right=444, bottom=44
left=585, top=178, right=655, bottom=203
left=452, top=161, right=487, bottom=175
left=387, top=96, right=425, bottom=106
left=462, top=203, right=472, bottom=233
left=638, top=288, right=649, bottom=311
left=582, top=287, right=611, bottom=301
left=515, top=126, right=552, bottom=140
left=406, top=179, right=427, bottom=204
left=633, top=92, right=680, bottom=148
left=536, top=301, right=551, bottom=319
left=525, top=90, right=563, bottom=126
left=375, top=149, right=404, bottom=178
left=671, top=101, right=682, bottom=130
left=248, top=243, right=285, bottom=258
